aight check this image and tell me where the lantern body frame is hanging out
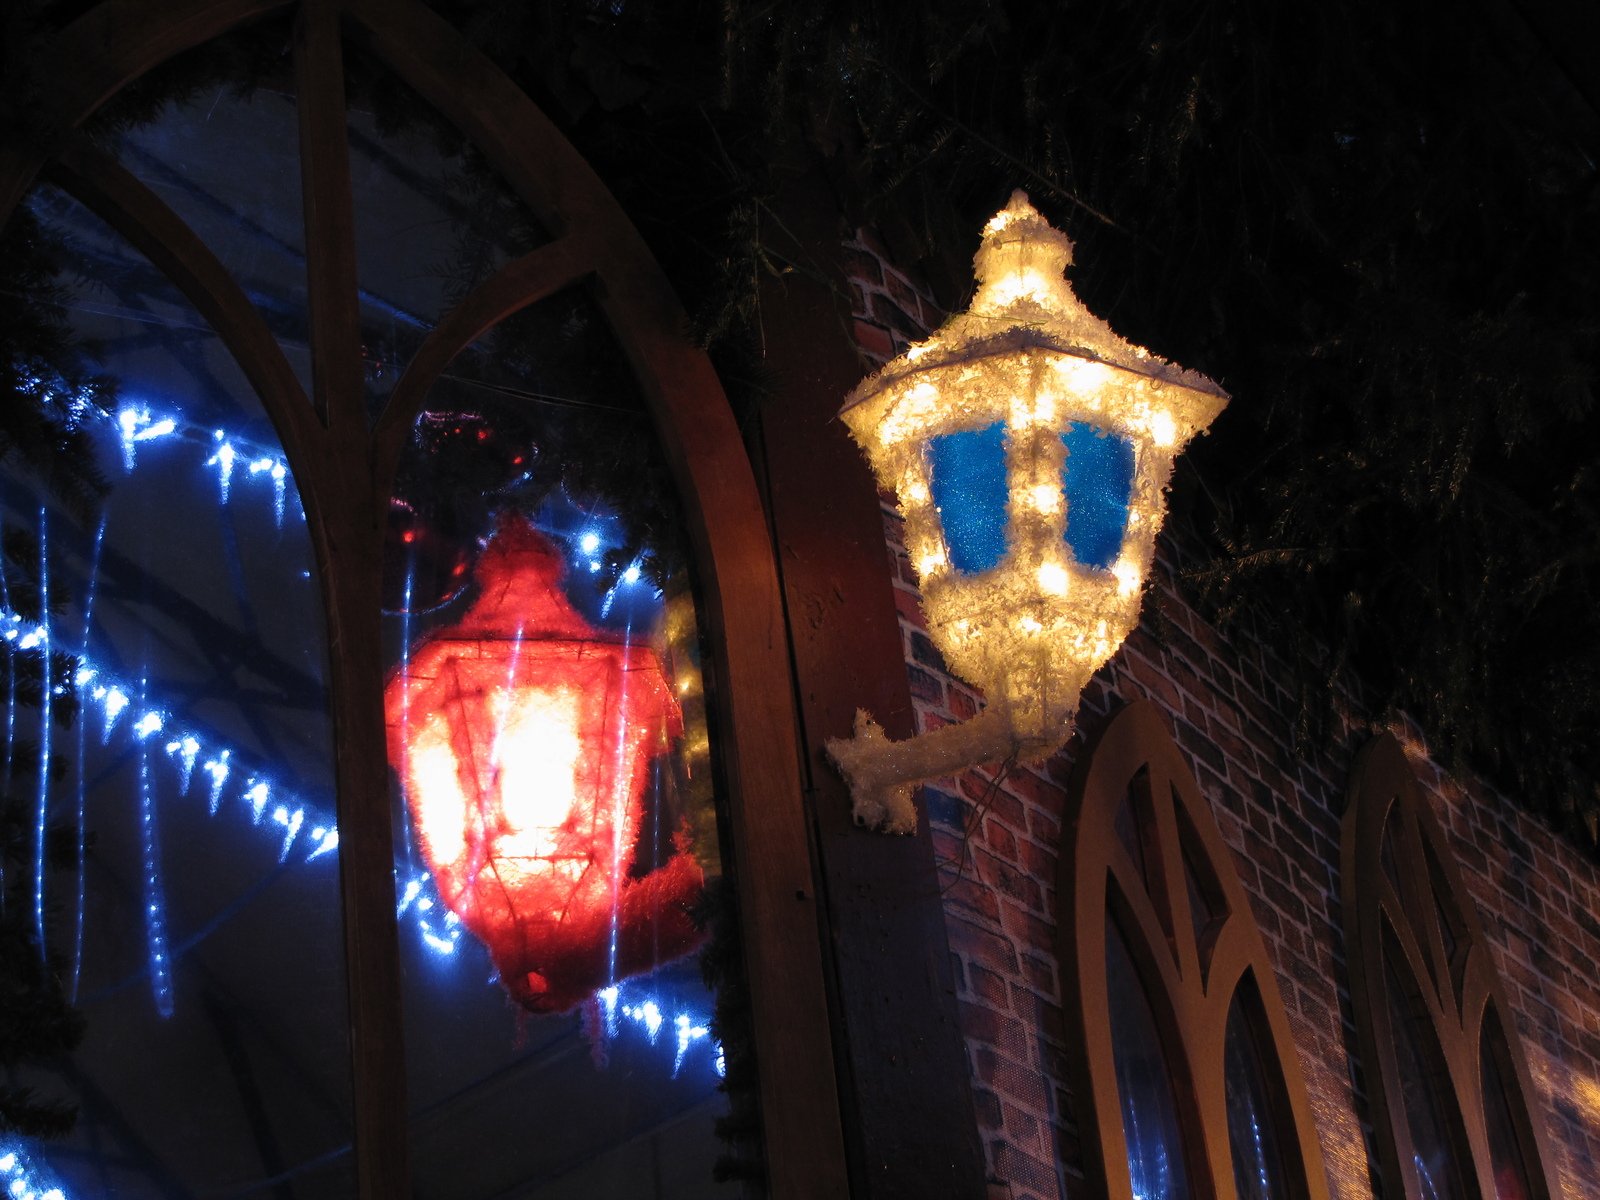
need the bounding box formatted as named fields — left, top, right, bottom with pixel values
left=385, top=520, right=702, bottom=1012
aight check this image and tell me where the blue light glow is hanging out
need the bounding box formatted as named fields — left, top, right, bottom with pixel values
left=138, top=676, right=173, bottom=1018
left=33, top=507, right=50, bottom=960
left=71, top=518, right=106, bottom=1002
left=0, top=1138, right=70, bottom=1200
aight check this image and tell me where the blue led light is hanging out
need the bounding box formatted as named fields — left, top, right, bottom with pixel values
left=927, top=423, right=1009, bottom=574
left=33, top=507, right=50, bottom=960
left=1061, top=422, right=1134, bottom=570
left=138, top=676, right=174, bottom=1017
left=0, top=1137, right=71, bottom=1200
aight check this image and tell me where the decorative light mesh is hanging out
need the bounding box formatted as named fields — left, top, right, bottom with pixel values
left=839, top=191, right=1228, bottom=745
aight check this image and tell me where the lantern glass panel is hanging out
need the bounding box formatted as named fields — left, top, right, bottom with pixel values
left=386, top=286, right=744, bottom=1199
left=5, top=175, right=354, bottom=1197
left=1061, top=422, right=1134, bottom=570
left=927, top=421, right=1009, bottom=573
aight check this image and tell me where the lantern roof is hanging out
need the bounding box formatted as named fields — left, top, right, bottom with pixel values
left=841, top=191, right=1228, bottom=429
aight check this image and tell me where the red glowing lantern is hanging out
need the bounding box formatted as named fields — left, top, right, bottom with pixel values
left=384, top=517, right=705, bottom=1013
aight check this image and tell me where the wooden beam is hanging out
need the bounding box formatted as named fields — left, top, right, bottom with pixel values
left=751, top=168, right=988, bottom=1199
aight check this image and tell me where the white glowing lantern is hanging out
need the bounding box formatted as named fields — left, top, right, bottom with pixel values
left=827, top=191, right=1227, bottom=832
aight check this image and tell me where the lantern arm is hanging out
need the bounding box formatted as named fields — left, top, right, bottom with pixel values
left=824, top=706, right=1056, bottom=835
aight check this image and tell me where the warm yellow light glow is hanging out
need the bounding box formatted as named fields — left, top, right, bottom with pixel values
left=837, top=190, right=1227, bottom=758
left=1113, top=558, right=1142, bottom=597
left=1150, top=410, right=1178, bottom=448
left=410, top=685, right=591, bottom=892
left=1037, top=562, right=1069, bottom=596
left=1026, top=484, right=1062, bottom=513
left=985, top=268, right=1055, bottom=308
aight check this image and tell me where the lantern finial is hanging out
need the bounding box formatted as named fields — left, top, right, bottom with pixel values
left=826, top=192, right=1228, bottom=833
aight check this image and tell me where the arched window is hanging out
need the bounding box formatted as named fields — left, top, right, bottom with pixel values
left=0, top=3, right=845, bottom=1196
left=1343, top=734, right=1560, bottom=1200
left=1058, top=700, right=1329, bottom=1200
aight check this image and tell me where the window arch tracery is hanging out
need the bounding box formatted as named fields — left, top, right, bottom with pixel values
left=1343, top=734, right=1560, bottom=1200
left=1058, top=700, right=1330, bottom=1200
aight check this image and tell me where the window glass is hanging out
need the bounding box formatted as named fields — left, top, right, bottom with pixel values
left=3, top=182, right=351, bottom=1196
left=1223, top=982, right=1292, bottom=1200
left=1480, top=1009, right=1535, bottom=1200
left=342, top=44, right=555, bottom=415
left=1384, top=943, right=1473, bottom=1200
left=107, top=17, right=316, bottom=404
left=1106, top=911, right=1192, bottom=1200
left=385, top=290, right=741, bottom=1198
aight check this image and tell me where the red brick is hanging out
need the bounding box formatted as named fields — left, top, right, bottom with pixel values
left=853, top=318, right=893, bottom=359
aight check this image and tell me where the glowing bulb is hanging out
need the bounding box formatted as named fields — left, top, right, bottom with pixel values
left=1025, top=483, right=1061, bottom=513
left=1150, top=411, right=1177, bottom=448
left=1113, top=558, right=1142, bottom=597
left=1036, top=562, right=1069, bottom=596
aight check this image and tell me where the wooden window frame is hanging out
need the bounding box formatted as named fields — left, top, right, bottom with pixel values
left=1342, top=733, right=1561, bottom=1200
left=1057, top=700, right=1330, bottom=1200
left=0, top=2, right=848, bottom=1196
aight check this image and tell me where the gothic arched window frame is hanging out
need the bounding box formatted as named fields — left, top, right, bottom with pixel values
left=1342, top=733, right=1561, bottom=1200
left=1058, top=699, right=1331, bottom=1200
left=0, top=2, right=848, bottom=1195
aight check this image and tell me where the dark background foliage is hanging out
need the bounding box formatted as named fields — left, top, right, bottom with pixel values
left=433, top=0, right=1599, bottom=848
left=3, top=0, right=1597, bottom=869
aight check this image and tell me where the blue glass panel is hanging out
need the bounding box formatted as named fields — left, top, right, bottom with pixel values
left=1062, top=422, right=1134, bottom=569
left=927, top=422, right=1009, bottom=574
left=1107, top=915, right=1192, bottom=1200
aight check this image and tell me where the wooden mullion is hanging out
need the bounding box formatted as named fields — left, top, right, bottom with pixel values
left=292, top=4, right=410, bottom=1196
left=294, top=0, right=363, bottom=431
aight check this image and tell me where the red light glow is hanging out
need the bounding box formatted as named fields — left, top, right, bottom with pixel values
left=385, top=518, right=704, bottom=1012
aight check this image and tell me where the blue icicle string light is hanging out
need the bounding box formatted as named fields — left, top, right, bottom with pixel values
left=1, top=397, right=722, bottom=1077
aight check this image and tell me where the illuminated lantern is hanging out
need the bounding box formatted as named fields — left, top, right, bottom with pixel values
left=827, top=192, right=1228, bottom=832
left=385, top=517, right=704, bottom=1012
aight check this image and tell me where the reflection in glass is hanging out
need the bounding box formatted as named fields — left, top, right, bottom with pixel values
left=387, top=302, right=741, bottom=1197
left=342, top=42, right=554, bottom=413
left=1480, top=1010, right=1535, bottom=1200
left=1385, top=948, right=1472, bottom=1200
left=108, top=19, right=317, bottom=402
left=1106, top=912, right=1192, bottom=1200
left=6, top=184, right=352, bottom=1196
left=1223, top=983, right=1292, bottom=1200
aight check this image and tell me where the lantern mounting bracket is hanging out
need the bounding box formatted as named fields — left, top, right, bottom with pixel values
left=825, top=706, right=1058, bottom=834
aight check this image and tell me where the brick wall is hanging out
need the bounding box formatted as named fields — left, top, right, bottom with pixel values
left=842, top=231, right=1600, bottom=1200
